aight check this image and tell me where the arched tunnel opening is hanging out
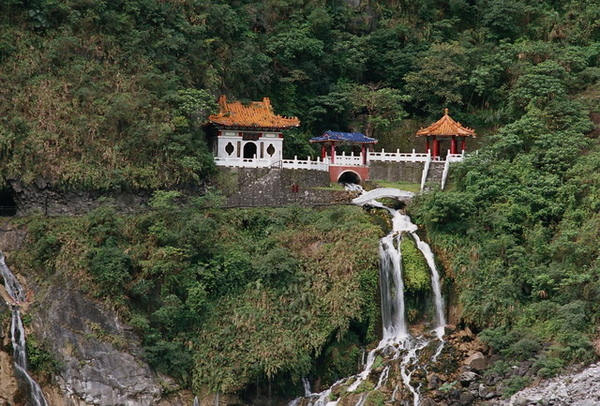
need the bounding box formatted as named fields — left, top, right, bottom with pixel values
left=0, top=189, right=18, bottom=216
left=338, top=171, right=362, bottom=185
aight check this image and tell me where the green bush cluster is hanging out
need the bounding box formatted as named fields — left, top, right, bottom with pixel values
left=18, top=192, right=382, bottom=397
left=412, top=23, right=600, bottom=373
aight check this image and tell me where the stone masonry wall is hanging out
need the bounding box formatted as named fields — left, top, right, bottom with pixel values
left=369, top=161, right=425, bottom=184
left=219, top=167, right=352, bottom=207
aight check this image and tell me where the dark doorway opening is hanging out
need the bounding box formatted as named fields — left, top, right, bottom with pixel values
left=0, top=189, right=17, bottom=216
left=243, top=142, right=257, bottom=159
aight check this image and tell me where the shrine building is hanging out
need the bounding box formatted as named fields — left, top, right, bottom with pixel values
left=208, top=96, right=473, bottom=192
left=207, top=95, right=300, bottom=166
left=416, top=108, right=476, bottom=159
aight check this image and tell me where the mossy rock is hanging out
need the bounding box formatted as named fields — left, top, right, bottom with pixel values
left=401, top=236, right=430, bottom=292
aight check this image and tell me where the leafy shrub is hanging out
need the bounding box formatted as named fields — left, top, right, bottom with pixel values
left=26, top=335, right=61, bottom=375
left=532, top=355, right=564, bottom=378
left=502, top=376, right=531, bottom=397
left=88, top=246, right=132, bottom=297
left=504, top=338, right=541, bottom=361
left=480, top=327, right=520, bottom=353
left=484, top=360, right=510, bottom=378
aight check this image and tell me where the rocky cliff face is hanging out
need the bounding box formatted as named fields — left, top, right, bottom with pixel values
left=34, top=286, right=163, bottom=405
left=0, top=227, right=191, bottom=406
left=496, top=363, right=600, bottom=406
left=7, top=179, right=206, bottom=217
left=8, top=179, right=153, bottom=217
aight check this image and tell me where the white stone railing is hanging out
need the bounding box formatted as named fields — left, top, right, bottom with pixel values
left=214, top=150, right=465, bottom=171
left=281, top=156, right=329, bottom=171
left=446, top=152, right=465, bottom=163
left=214, top=156, right=275, bottom=168
left=441, top=151, right=465, bottom=189
left=334, top=152, right=365, bottom=166
left=368, top=149, right=430, bottom=162
left=420, top=155, right=432, bottom=193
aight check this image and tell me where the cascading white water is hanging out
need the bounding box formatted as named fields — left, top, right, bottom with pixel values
left=0, top=252, right=49, bottom=406
left=379, top=234, right=408, bottom=341
left=302, top=377, right=313, bottom=396
left=288, top=188, right=446, bottom=406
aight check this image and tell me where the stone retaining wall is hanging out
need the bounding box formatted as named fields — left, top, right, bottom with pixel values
left=369, top=161, right=425, bottom=184
left=219, top=167, right=351, bottom=207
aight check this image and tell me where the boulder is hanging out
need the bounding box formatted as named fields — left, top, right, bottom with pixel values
left=428, top=373, right=441, bottom=390
left=458, top=391, right=475, bottom=405
left=459, top=371, right=478, bottom=387
left=464, top=351, right=487, bottom=371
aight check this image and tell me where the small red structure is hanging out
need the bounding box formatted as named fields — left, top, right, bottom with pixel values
left=416, top=109, right=476, bottom=159
left=309, top=131, right=377, bottom=183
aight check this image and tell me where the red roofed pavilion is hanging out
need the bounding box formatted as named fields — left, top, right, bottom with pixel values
left=416, top=108, right=476, bottom=158
left=208, top=95, right=300, bottom=164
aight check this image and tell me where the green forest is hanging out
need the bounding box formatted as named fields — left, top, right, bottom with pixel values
left=0, top=0, right=599, bottom=403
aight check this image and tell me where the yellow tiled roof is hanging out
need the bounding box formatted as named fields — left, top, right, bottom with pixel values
left=209, top=95, right=300, bottom=129
left=416, top=108, right=476, bottom=137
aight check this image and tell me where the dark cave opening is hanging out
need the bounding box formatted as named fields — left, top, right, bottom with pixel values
left=0, top=189, right=18, bottom=216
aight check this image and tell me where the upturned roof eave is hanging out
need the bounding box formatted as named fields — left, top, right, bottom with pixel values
left=209, top=120, right=300, bottom=130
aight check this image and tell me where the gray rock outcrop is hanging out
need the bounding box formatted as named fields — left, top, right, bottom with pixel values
left=494, top=363, right=600, bottom=406
left=34, top=286, right=163, bottom=405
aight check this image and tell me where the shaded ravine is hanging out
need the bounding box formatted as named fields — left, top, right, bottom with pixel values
left=0, top=252, right=49, bottom=406
left=289, top=188, right=446, bottom=406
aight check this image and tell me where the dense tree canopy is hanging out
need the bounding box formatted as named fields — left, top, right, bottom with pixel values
left=1, top=0, right=597, bottom=189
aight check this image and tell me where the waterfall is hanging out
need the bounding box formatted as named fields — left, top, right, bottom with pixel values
left=0, top=252, right=49, bottom=406
left=302, top=377, right=313, bottom=396
left=289, top=188, right=446, bottom=406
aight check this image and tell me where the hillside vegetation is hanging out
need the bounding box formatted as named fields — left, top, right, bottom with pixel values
left=2, top=0, right=597, bottom=189
left=13, top=194, right=383, bottom=400
left=0, top=0, right=599, bottom=401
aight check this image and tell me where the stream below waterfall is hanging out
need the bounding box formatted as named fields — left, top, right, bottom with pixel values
left=289, top=187, right=446, bottom=406
left=0, top=252, right=49, bottom=406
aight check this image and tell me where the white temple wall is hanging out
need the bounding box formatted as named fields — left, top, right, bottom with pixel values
left=216, top=131, right=283, bottom=161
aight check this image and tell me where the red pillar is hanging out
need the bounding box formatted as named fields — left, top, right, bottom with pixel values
left=460, top=137, right=466, bottom=152
left=321, top=145, right=326, bottom=159
left=432, top=137, right=439, bottom=158
left=450, top=136, right=457, bottom=155
left=426, top=138, right=431, bottom=154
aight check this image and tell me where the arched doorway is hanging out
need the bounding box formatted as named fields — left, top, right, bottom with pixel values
left=243, top=142, right=257, bottom=159
left=338, top=171, right=362, bottom=185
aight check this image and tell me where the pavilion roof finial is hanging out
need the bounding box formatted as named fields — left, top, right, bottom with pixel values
left=415, top=108, right=476, bottom=138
